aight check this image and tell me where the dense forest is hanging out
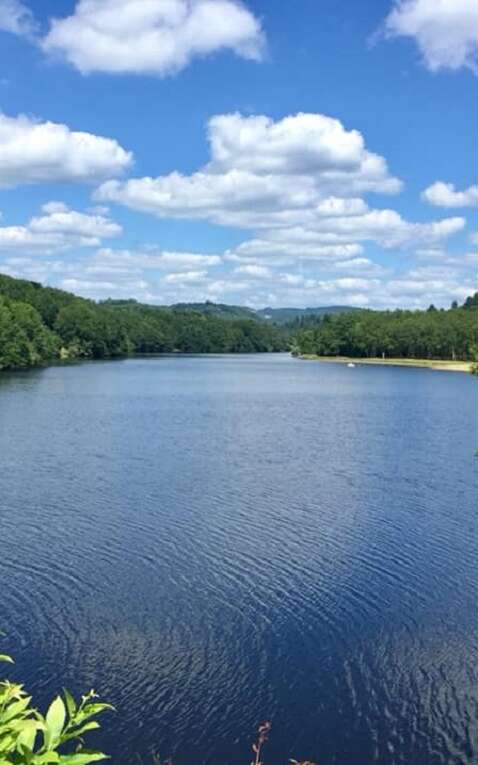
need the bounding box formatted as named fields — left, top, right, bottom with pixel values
left=2, top=271, right=478, bottom=373
left=0, top=274, right=285, bottom=371
left=293, top=298, right=478, bottom=362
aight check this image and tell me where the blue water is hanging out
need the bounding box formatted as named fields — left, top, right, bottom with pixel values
left=1, top=354, right=478, bottom=765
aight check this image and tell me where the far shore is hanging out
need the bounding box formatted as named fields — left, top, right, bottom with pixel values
left=298, top=355, right=473, bottom=373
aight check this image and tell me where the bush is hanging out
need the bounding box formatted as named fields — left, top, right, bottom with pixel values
left=0, top=651, right=112, bottom=765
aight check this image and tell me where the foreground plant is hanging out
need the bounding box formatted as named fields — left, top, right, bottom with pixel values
left=0, top=650, right=112, bottom=765
left=251, top=722, right=272, bottom=765
left=250, top=723, right=314, bottom=765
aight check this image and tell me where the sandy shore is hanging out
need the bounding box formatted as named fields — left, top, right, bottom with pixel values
left=298, top=355, right=473, bottom=373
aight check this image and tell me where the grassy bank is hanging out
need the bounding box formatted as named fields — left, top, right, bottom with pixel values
left=298, top=355, right=473, bottom=373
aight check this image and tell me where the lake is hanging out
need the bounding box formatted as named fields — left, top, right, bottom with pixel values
left=1, top=354, right=478, bottom=765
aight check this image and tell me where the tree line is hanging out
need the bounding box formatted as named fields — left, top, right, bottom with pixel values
left=2, top=271, right=478, bottom=373
left=0, top=274, right=285, bottom=371
left=293, top=300, right=478, bottom=363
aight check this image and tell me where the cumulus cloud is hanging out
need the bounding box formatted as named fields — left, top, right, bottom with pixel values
left=0, top=203, right=122, bottom=254
left=234, top=263, right=272, bottom=278
left=206, top=114, right=399, bottom=192
left=42, top=0, right=265, bottom=76
left=96, top=170, right=322, bottom=228
left=164, top=270, right=207, bottom=283
left=228, top=240, right=364, bottom=264
left=334, top=258, right=388, bottom=277
left=96, top=112, right=402, bottom=226
left=60, top=277, right=151, bottom=295
left=422, top=181, right=478, bottom=208
left=93, top=110, right=467, bottom=307
left=96, top=247, right=222, bottom=270
left=385, top=0, right=478, bottom=74
left=0, top=0, right=34, bottom=37
left=0, top=111, right=132, bottom=188
left=229, top=212, right=465, bottom=255
left=2, top=242, right=474, bottom=310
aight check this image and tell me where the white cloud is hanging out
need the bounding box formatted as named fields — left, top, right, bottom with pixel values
left=0, top=0, right=34, bottom=37
left=385, top=0, right=478, bottom=74
left=422, top=181, right=478, bottom=207
left=234, top=212, right=465, bottom=253
left=228, top=240, right=364, bottom=263
left=96, top=247, right=222, bottom=270
left=42, top=0, right=264, bottom=76
left=234, top=263, right=272, bottom=278
left=41, top=201, right=70, bottom=215
left=60, top=277, right=151, bottom=295
left=96, top=170, right=322, bottom=228
left=96, top=112, right=402, bottom=226
left=309, top=210, right=466, bottom=248
left=206, top=114, right=400, bottom=193
left=3, top=243, right=475, bottom=310
left=0, top=111, right=132, bottom=188
left=206, top=279, right=251, bottom=294
left=334, top=258, right=387, bottom=276
left=386, top=277, right=472, bottom=301
left=0, top=203, right=122, bottom=254
left=164, top=270, right=207, bottom=283
left=93, top=110, right=467, bottom=308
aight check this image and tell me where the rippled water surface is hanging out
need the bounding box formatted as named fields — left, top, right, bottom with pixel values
left=1, top=354, right=478, bottom=765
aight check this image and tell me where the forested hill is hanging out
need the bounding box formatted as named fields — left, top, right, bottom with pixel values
left=171, top=300, right=257, bottom=320
left=0, top=274, right=286, bottom=372
left=257, top=305, right=360, bottom=324
left=2, top=271, right=478, bottom=373
left=167, top=302, right=357, bottom=323
left=294, top=298, right=478, bottom=361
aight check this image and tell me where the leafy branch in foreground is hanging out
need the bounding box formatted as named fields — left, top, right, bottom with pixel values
left=0, top=650, right=112, bottom=765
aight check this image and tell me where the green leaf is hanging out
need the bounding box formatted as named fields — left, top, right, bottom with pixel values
left=60, top=722, right=100, bottom=745
left=44, top=696, right=66, bottom=750
left=16, top=719, right=45, bottom=753
left=57, top=751, right=108, bottom=765
left=63, top=689, right=77, bottom=720
left=0, top=695, right=32, bottom=724
left=34, top=752, right=60, bottom=764
left=73, top=706, right=113, bottom=728
left=0, top=655, right=13, bottom=664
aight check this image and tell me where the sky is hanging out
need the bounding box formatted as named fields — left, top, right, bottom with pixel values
left=0, top=0, right=478, bottom=309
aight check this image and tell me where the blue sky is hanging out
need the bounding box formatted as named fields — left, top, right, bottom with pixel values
left=0, top=0, right=478, bottom=308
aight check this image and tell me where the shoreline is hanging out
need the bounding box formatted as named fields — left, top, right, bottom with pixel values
left=297, top=355, right=473, bottom=373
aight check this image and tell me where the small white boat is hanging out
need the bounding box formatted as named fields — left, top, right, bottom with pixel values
left=347, top=362, right=356, bottom=368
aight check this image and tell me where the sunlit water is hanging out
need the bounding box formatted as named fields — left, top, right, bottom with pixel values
left=1, top=354, right=478, bottom=765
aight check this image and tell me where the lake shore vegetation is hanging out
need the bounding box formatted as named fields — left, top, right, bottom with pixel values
left=293, top=300, right=478, bottom=370
left=2, top=272, right=478, bottom=375
left=0, top=274, right=286, bottom=371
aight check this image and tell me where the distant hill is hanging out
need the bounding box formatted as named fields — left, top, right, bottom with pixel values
left=166, top=301, right=360, bottom=324
left=256, top=305, right=361, bottom=325
left=171, top=300, right=258, bottom=320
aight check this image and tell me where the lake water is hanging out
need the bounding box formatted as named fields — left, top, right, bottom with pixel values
left=1, top=354, right=478, bottom=765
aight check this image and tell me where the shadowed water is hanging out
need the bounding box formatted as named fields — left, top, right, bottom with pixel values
left=1, top=354, right=478, bottom=765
